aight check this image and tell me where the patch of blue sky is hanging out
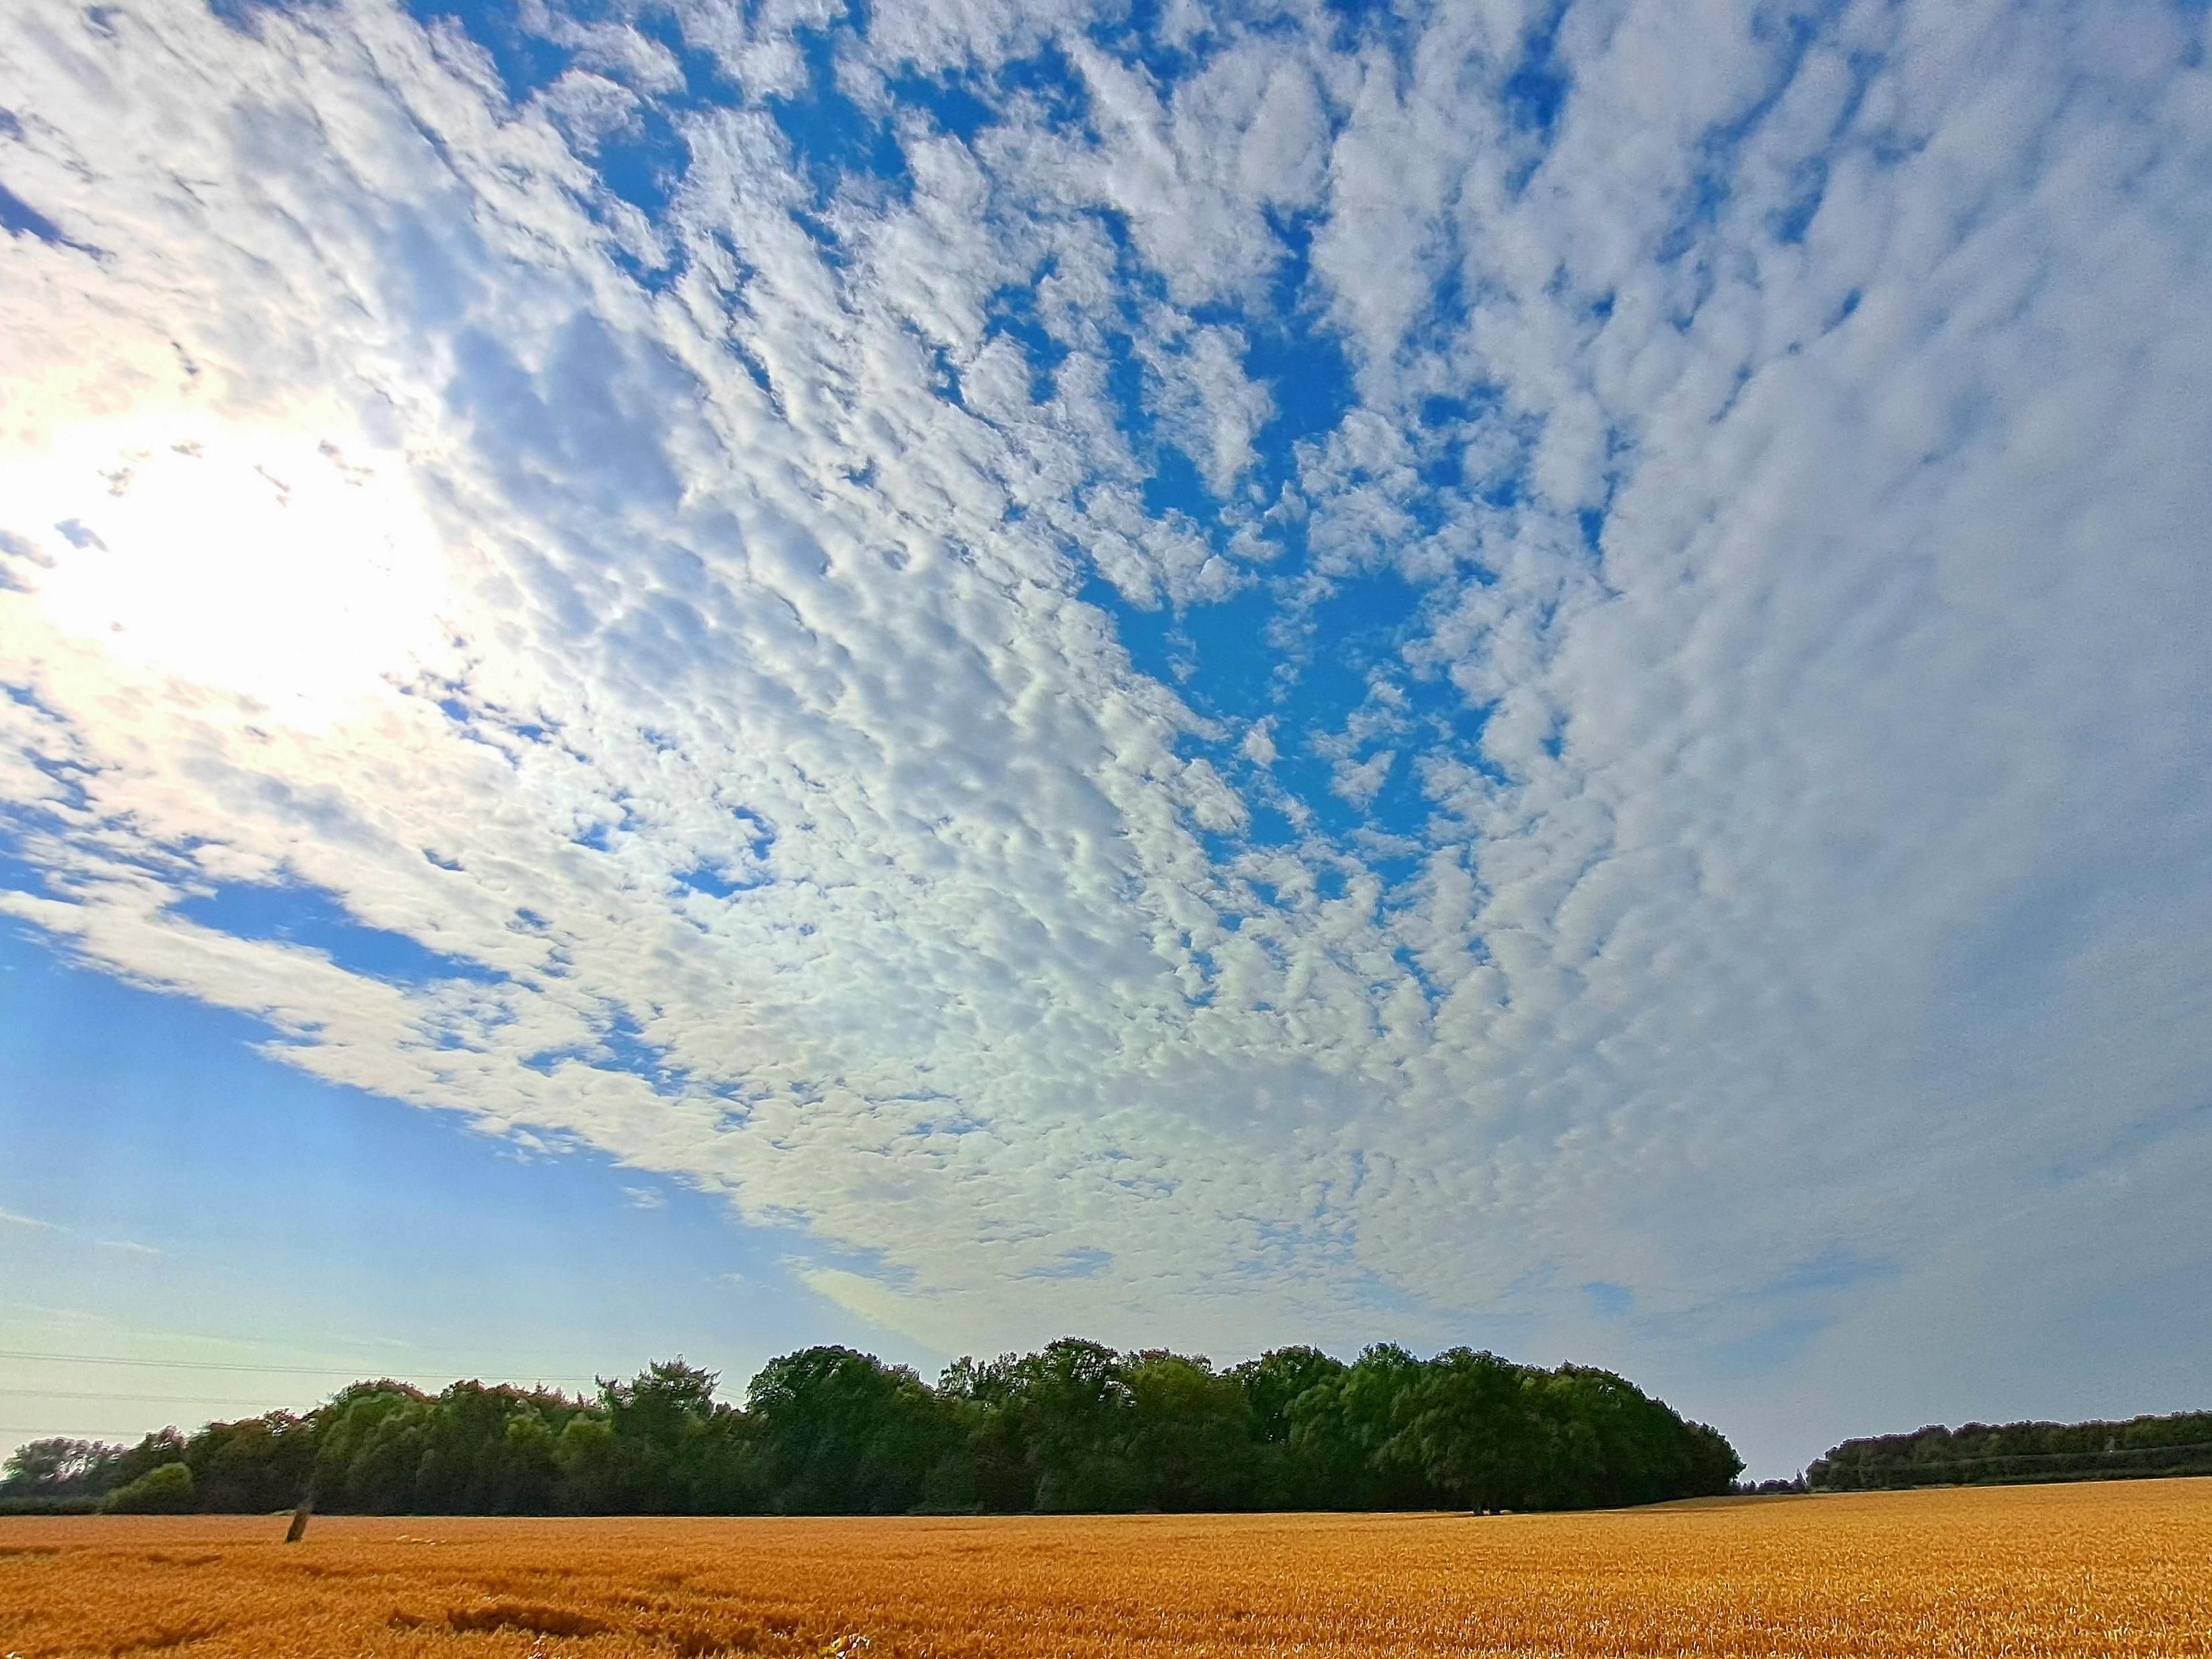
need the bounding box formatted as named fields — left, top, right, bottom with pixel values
left=1081, top=0, right=1206, bottom=81
left=986, top=41, right=1089, bottom=127
left=202, top=0, right=295, bottom=35
left=1136, top=442, right=1209, bottom=525
left=672, top=812, right=775, bottom=901
left=12, top=753, right=95, bottom=817
left=1706, top=1310, right=1841, bottom=1377
left=387, top=1, right=704, bottom=290
left=172, top=878, right=506, bottom=987
left=764, top=24, right=911, bottom=210
left=594, top=1007, right=685, bottom=1088
left=1014, top=1244, right=1112, bottom=1281
left=1192, top=215, right=1359, bottom=473
left=733, top=808, right=776, bottom=861
left=673, top=861, right=767, bottom=900
left=1396, top=257, right=1476, bottom=386
left=570, top=805, right=632, bottom=851
left=1357, top=757, right=1442, bottom=857
left=881, top=72, right=997, bottom=143
left=1655, top=2, right=1855, bottom=298
left=398, top=0, right=569, bottom=107
left=983, top=272, right=1070, bottom=397
left=1239, top=802, right=1302, bottom=850
left=0, top=926, right=890, bottom=1399
left=524, top=1005, right=688, bottom=1093
left=1582, top=1279, right=1635, bottom=1320
left=1500, top=3, right=1571, bottom=144
left=0, top=179, right=64, bottom=244
left=1749, top=1248, right=1898, bottom=1302
left=0, top=837, right=58, bottom=902
left=1161, top=584, right=1285, bottom=710
left=1316, top=0, right=1421, bottom=62
left=1092, top=552, right=1471, bottom=858
left=1281, top=567, right=1425, bottom=690
left=594, top=100, right=690, bottom=219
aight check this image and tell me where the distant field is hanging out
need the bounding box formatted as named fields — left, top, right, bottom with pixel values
left=3, top=1479, right=2208, bottom=1657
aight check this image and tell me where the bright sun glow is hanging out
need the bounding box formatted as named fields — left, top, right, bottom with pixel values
left=1, top=416, right=450, bottom=722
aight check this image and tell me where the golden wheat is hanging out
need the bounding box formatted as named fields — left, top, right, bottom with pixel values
left=2, top=1478, right=2207, bottom=1657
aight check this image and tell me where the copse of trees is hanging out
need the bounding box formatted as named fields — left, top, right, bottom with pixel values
left=0, top=1338, right=1741, bottom=1516
left=1807, top=1410, right=2212, bottom=1490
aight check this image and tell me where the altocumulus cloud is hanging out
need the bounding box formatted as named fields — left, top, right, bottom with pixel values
left=3, top=0, right=2211, bottom=1454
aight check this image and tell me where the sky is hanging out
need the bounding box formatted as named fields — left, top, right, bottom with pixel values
left=1, top=0, right=2208, bottom=1482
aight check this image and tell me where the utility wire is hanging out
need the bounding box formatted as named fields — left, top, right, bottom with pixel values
left=0, top=1387, right=301, bottom=1407
left=0, top=1348, right=586, bottom=1378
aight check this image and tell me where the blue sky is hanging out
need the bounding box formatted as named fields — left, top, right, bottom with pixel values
left=2, top=0, right=2210, bottom=1478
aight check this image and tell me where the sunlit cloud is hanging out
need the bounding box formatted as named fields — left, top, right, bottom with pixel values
left=2, top=0, right=2208, bottom=1456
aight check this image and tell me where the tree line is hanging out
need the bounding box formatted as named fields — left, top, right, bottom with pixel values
left=2, top=1338, right=1741, bottom=1516
left=1806, top=1408, right=2212, bottom=1490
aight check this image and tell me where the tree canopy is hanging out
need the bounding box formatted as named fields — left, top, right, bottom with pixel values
left=1807, top=1410, right=2212, bottom=1490
left=1, top=1338, right=1740, bottom=1516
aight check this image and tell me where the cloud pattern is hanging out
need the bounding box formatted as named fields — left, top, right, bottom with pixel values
left=3, top=0, right=2210, bottom=1436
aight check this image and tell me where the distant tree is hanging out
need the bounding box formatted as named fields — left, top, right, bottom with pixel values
left=104, top=1461, right=195, bottom=1514
left=53, top=1338, right=1744, bottom=1517
left=1378, top=1347, right=1536, bottom=1510
left=607, top=1359, right=716, bottom=1427
left=0, top=1437, right=127, bottom=1499
left=1525, top=1365, right=1741, bottom=1508
left=990, top=1338, right=1145, bottom=1512
left=747, top=1346, right=946, bottom=1513
left=315, top=1385, right=431, bottom=1512
left=1808, top=1410, right=2212, bottom=1490
left=1289, top=1343, right=1438, bottom=1509
left=111, top=1430, right=190, bottom=1490
left=1120, top=1350, right=1252, bottom=1510
left=1230, top=1346, right=1348, bottom=1508
left=575, top=1359, right=726, bottom=1513
left=1232, top=1346, right=1346, bottom=1446
left=188, top=1411, right=316, bottom=1512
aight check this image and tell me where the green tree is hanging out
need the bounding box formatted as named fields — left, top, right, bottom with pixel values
left=0, top=1437, right=127, bottom=1499
left=1121, top=1351, right=1252, bottom=1510
left=747, top=1346, right=946, bottom=1513
left=1289, top=1343, right=1437, bottom=1509
left=1231, top=1346, right=1348, bottom=1508
left=104, top=1461, right=196, bottom=1513
left=1378, top=1347, right=1536, bottom=1511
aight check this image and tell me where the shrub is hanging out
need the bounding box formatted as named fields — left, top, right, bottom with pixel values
left=104, top=1461, right=197, bottom=1514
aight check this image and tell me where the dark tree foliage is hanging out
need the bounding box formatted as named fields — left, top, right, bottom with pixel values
left=0, top=1437, right=129, bottom=1499
left=1808, top=1410, right=2212, bottom=1490
left=0, top=1340, right=1743, bottom=1516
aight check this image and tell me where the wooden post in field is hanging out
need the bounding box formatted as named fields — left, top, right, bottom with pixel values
left=285, top=1491, right=313, bottom=1543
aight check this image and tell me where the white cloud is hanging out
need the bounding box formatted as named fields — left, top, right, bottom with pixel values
left=535, top=70, right=644, bottom=155
left=1, top=0, right=2208, bottom=1471
left=1330, top=749, right=1395, bottom=809
left=1138, top=318, right=1275, bottom=498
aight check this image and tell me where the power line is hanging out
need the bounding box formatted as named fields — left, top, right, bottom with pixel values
left=0, top=1349, right=430, bottom=1377
left=0, top=1348, right=586, bottom=1379
left=0, top=1387, right=298, bottom=1407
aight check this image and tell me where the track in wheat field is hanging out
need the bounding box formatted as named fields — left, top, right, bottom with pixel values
left=3, top=1478, right=2209, bottom=1656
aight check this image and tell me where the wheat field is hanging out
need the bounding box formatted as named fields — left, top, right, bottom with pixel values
left=2, top=1479, right=2207, bottom=1657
